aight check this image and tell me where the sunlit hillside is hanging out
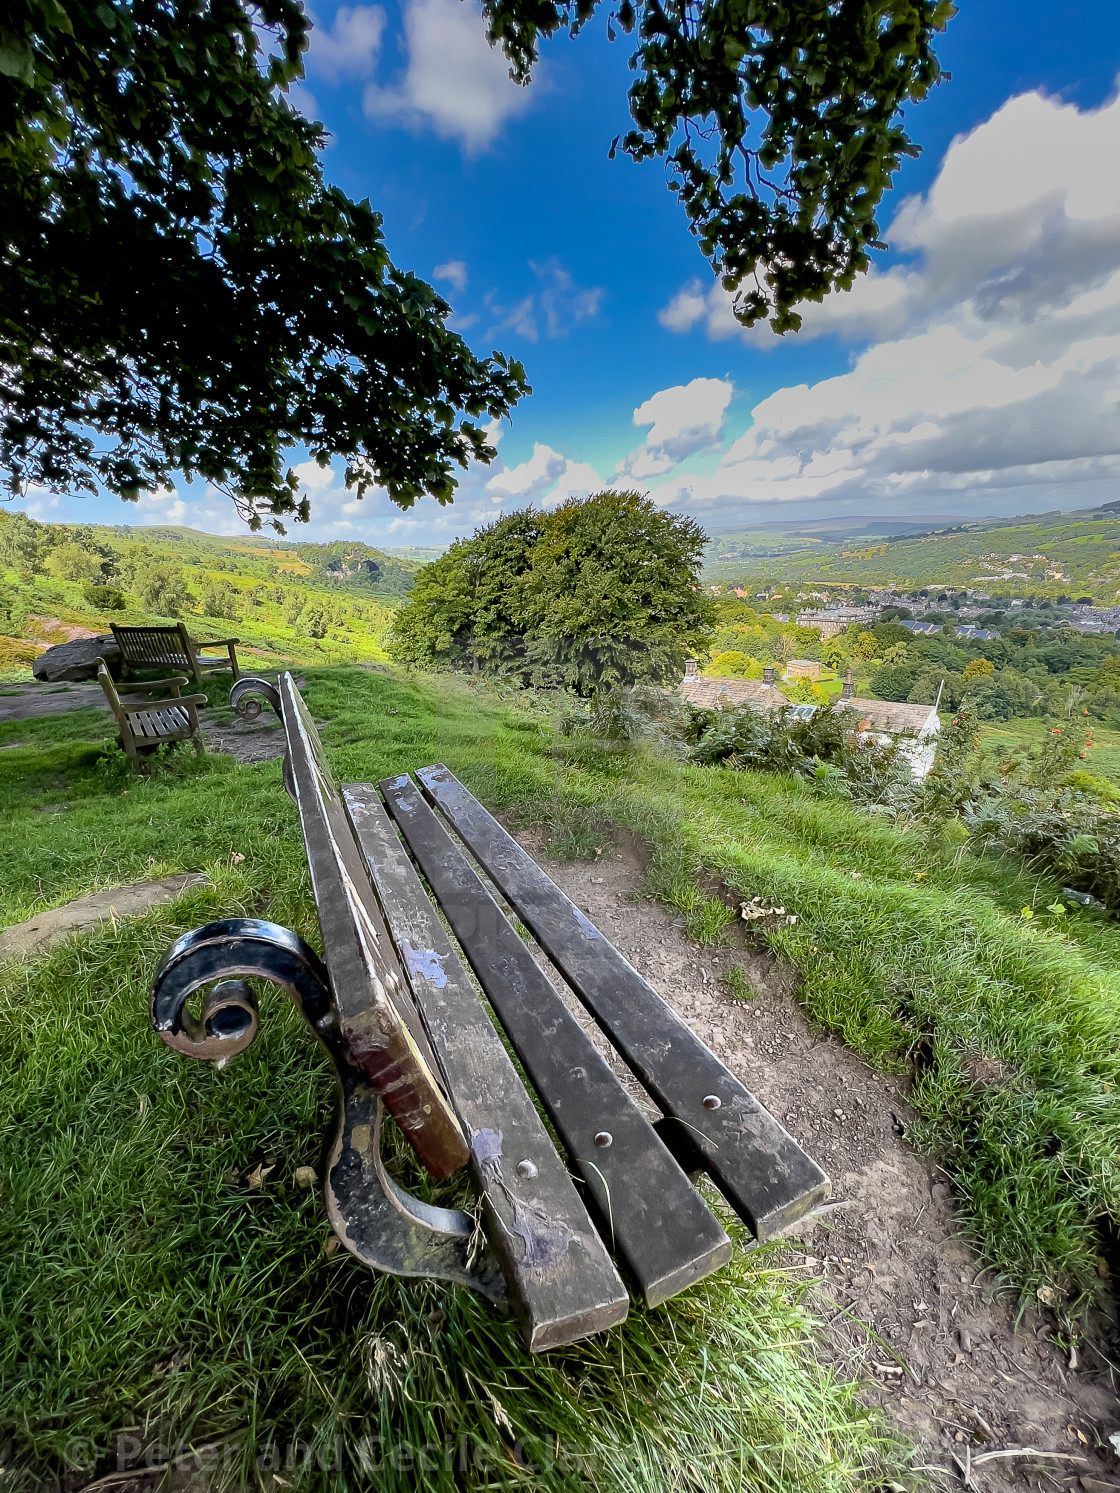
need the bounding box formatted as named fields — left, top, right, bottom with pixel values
left=0, top=514, right=419, bottom=676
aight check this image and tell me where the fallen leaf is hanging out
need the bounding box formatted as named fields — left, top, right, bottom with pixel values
left=323, top=1235, right=340, bottom=1257
left=230, top=852, right=246, bottom=865
left=245, top=1162, right=276, bottom=1190
left=294, top=1165, right=318, bottom=1189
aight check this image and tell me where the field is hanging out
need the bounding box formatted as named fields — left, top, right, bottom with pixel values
left=3, top=664, right=1120, bottom=1488
left=981, top=714, right=1120, bottom=782
left=703, top=504, right=1120, bottom=600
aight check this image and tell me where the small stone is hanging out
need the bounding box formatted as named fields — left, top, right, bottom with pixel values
left=958, top=1327, right=972, bottom=1353
left=294, top=1166, right=318, bottom=1189
left=930, top=1183, right=949, bottom=1203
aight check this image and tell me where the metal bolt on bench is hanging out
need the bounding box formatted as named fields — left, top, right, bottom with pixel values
left=150, top=675, right=829, bottom=1351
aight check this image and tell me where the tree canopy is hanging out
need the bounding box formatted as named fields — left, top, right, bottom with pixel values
left=485, top=0, right=955, bottom=331
left=1, top=0, right=528, bottom=527
left=387, top=490, right=714, bottom=693
left=2, top=0, right=952, bottom=525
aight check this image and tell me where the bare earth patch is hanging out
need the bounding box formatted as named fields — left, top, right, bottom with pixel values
left=514, top=829, right=1120, bottom=1493
left=0, top=873, right=211, bottom=958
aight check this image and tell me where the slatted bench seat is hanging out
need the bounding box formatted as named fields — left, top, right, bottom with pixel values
left=149, top=674, right=829, bottom=1350
left=98, top=662, right=206, bottom=768
left=110, top=622, right=241, bottom=687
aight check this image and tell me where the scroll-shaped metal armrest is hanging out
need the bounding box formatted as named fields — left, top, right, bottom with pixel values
left=150, top=917, right=508, bottom=1307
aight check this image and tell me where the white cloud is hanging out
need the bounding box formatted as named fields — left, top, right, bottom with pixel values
left=363, top=0, right=533, bottom=152
left=622, top=378, right=732, bottom=477
left=484, top=443, right=602, bottom=505
left=644, top=83, right=1120, bottom=518
left=292, top=458, right=339, bottom=492
left=662, top=83, right=1120, bottom=351
left=531, top=259, right=603, bottom=337
left=306, top=6, right=385, bottom=82
left=433, top=259, right=468, bottom=292
left=484, top=260, right=603, bottom=342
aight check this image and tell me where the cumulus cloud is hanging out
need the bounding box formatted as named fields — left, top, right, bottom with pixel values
left=646, top=83, right=1120, bottom=517
left=485, top=443, right=602, bottom=505
left=363, top=0, right=533, bottom=152
left=306, top=5, right=385, bottom=82
left=433, top=259, right=468, bottom=292
left=661, top=85, right=1120, bottom=349
left=620, top=378, right=732, bottom=478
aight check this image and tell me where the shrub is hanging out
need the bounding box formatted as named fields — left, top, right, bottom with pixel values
left=80, top=583, right=125, bottom=611
left=133, top=562, right=193, bottom=617
left=198, top=578, right=241, bottom=620
left=701, top=650, right=758, bottom=678
left=45, top=541, right=102, bottom=583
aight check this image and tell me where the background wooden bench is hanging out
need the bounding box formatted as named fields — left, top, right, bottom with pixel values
left=150, top=673, right=829, bottom=1351
left=110, top=622, right=240, bottom=687
left=97, top=663, right=206, bottom=768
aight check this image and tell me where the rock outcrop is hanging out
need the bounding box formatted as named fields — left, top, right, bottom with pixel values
left=31, top=635, right=122, bottom=683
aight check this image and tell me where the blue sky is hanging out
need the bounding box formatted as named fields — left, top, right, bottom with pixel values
left=21, top=0, right=1120, bottom=546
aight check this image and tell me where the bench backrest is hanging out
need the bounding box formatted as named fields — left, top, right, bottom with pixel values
left=269, top=672, right=469, bottom=1179
left=97, top=661, right=128, bottom=733
left=111, top=622, right=192, bottom=670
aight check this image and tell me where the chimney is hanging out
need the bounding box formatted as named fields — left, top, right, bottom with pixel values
left=684, top=659, right=697, bottom=679
left=841, top=669, right=854, bottom=702
left=762, top=665, right=776, bottom=687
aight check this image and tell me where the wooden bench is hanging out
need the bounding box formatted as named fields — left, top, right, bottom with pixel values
left=98, top=662, right=206, bottom=768
left=110, top=622, right=241, bottom=688
left=149, top=674, right=829, bottom=1350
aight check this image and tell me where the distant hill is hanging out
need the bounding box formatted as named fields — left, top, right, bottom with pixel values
left=702, top=503, right=1120, bottom=597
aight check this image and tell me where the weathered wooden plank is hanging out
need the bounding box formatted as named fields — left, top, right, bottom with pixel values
left=380, top=772, right=732, bottom=1307
left=277, top=678, right=469, bottom=1179
left=343, top=785, right=630, bottom=1349
left=415, top=764, right=830, bottom=1238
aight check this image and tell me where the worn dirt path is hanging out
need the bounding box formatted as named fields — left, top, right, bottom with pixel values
left=512, top=828, right=1120, bottom=1492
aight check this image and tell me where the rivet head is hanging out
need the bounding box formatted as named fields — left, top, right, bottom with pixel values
left=515, top=1158, right=538, bottom=1180
left=593, top=1131, right=613, bottom=1148
left=702, top=1095, right=722, bottom=1110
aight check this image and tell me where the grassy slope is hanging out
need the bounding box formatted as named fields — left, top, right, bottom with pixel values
left=0, top=523, right=411, bottom=679
left=0, top=672, right=900, bottom=1493
left=3, top=667, right=1119, bottom=1485
left=703, top=511, right=1120, bottom=599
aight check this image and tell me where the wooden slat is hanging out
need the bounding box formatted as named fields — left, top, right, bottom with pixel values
left=342, top=785, right=629, bottom=1350
left=275, top=676, right=469, bottom=1179
left=380, top=773, right=732, bottom=1307
left=416, top=764, right=831, bottom=1239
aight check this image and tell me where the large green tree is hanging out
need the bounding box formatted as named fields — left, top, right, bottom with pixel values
left=0, top=0, right=528, bottom=527
left=388, top=490, right=714, bottom=693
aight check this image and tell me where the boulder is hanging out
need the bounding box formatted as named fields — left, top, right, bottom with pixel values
left=31, top=634, right=123, bottom=683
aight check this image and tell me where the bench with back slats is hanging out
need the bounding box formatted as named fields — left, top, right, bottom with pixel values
left=110, top=622, right=241, bottom=688
left=98, top=662, right=207, bottom=769
left=149, top=674, right=829, bottom=1350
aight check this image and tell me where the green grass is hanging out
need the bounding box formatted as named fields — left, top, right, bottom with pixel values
left=4, top=665, right=1120, bottom=1487
left=981, top=713, right=1120, bottom=783
left=0, top=669, right=905, bottom=1493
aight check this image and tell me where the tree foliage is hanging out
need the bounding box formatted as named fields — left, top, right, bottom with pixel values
left=1, top=0, right=527, bottom=526
left=388, top=490, right=714, bottom=694
left=485, top=0, right=954, bottom=330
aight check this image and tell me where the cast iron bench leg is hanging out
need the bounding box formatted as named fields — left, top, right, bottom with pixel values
left=150, top=917, right=508, bottom=1306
